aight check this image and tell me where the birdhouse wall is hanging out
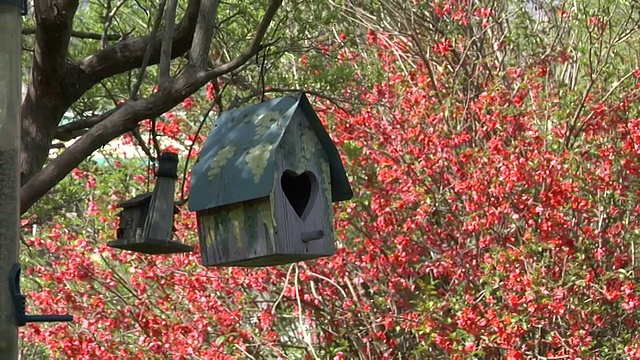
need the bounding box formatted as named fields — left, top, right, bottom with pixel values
left=272, top=108, right=335, bottom=258
left=144, top=176, right=177, bottom=242
left=118, top=206, right=148, bottom=242
left=197, top=197, right=285, bottom=266
left=197, top=194, right=334, bottom=267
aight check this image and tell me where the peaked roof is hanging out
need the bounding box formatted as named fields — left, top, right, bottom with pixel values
left=188, top=93, right=353, bottom=212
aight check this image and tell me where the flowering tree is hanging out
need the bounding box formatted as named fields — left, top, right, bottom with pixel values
left=19, top=0, right=640, bottom=359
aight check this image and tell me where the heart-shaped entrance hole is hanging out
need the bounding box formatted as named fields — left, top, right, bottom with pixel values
left=281, top=170, right=317, bottom=218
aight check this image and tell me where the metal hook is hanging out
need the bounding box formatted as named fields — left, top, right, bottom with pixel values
left=9, top=263, right=73, bottom=326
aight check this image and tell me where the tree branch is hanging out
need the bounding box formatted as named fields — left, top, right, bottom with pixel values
left=129, top=0, right=167, bottom=99
left=131, top=128, right=156, bottom=161
left=22, top=28, right=122, bottom=41
left=159, top=0, right=179, bottom=85
left=54, top=110, right=117, bottom=141
left=202, top=0, right=282, bottom=78
left=33, top=0, right=80, bottom=82
left=189, top=0, right=219, bottom=68
left=76, top=0, right=201, bottom=86
left=20, top=0, right=284, bottom=214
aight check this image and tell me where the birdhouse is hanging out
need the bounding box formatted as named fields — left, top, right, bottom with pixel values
left=189, top=93, right=353, bottom=267
left=108, top=152, right=194, bottom=254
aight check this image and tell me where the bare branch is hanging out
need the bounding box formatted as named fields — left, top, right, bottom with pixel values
left=159, top=0, right=179, bottom=85
left=189, top=0, right=220, bottom=68
left=204, top=0, right=282, bottom=77
left=102, top=0, right=128, bottom=48
left=21, top=28, right=122, bottom=41
left=54, top=110, right=117, bottom=141
left=131, top=128, right=156, bottom=161
left=129, top=0, right=167, bottom=99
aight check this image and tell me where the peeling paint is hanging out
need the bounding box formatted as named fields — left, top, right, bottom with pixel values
left=216, top=217, right=228, bottom=258
left=321, top=161, right=332, bottom=203
left=228, top=206, right=245, bottom=249
left=260, top=200, right=274, bottom=237
left=207, top=146, right=236, bottom=180
left=296, top=127, right=317, bottom=173
left=246, top=143, right=273, bottom=182
left=253, top=110, right=281, bottom=140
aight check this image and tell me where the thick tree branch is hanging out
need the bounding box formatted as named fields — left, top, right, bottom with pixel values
left=21, top=0, right=81, bottom=185
left=190, top=0, right=219, bottom=68
left=159, top=0, right=179, bottom=84
left=76, top=0, right=200, bottom=85
left=20, top=0, right=284, bottom=214
left=33, top=0, right=80, bottom=80
left=22, top=28, right=122, bottom=41
left=22, top=98, right=161, bottom=213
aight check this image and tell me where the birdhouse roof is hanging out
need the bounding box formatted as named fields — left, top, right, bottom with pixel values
left=188, top=93, right=353, bottom=212
left=118, top=192, right=152, bottom=208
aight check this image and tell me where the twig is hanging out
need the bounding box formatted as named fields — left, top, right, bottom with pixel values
left=272, top=264, right=294, bottom=314
left=130, top=0, right=168, bottom=99
left=131, top=128, right=156, bottom=161
left=203, top=0, right=282, bottom=77
left=102, top=0, right=128, bottom=48
left=294, top=264, right=319, bottom=360
left=180, top=98, right=218, bottom=201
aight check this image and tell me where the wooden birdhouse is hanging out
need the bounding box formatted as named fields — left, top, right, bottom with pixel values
left=108, top=152, right=194, bottom=254
left=188, top=93, right=353, bottom=267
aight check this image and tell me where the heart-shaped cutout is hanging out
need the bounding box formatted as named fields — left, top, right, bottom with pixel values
left=281, top=170, right=317, bottom=218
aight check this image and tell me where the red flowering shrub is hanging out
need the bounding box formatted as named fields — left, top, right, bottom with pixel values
left=19, top=0, right=640, bottom=359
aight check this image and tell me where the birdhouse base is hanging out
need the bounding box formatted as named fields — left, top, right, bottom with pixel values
left=204, top=253, right=331, bottom=267
left=107, top=238, right=194, bottom=255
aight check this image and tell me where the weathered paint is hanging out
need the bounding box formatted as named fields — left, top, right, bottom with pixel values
left=244, top=205, right=259, bottom=251
left=297, top=126, right=317, bottom=174
left=245, top=143, right=273, bottom=183
left=228, top=206, right=244, bottom=248
left=321, top=160, right=332, bottom=205
left=253, top=110, right=282, bottom=140
left=207, top=145, right=236, bottom=180
left=198, top=198, right=282, bottom=266
left=260, top=193, right=275, bottom=236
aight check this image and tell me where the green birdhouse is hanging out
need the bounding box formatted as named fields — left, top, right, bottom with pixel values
left=188, top=93, right=353, bottom=267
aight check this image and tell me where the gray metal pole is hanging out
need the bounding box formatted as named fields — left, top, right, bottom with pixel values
left=0, top=1, right=22, bottom=359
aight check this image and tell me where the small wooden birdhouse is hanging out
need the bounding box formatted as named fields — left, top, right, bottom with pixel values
left=108, top=152, right=194, bottom=254
left=189, top=93, right=353, bottom=267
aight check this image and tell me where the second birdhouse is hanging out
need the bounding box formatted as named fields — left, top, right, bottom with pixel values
left=188, top=93, right=353, bottom=267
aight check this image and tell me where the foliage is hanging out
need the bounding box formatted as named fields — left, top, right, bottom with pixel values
left=18, top=0, right=640, bottom=359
